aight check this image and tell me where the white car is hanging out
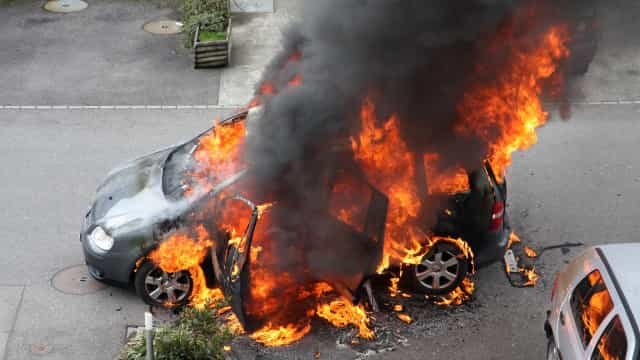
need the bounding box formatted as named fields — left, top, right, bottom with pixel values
left=545, top=244, right=639, bottom=360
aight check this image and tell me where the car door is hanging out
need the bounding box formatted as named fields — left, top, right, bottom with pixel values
left=210, top=171, right=389, bottom=332
left=557, top=268, right=616, bottom=359
left=210, top=195, right=259, bottom=329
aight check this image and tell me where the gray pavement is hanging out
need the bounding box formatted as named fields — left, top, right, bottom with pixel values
left=218, top=0, right=302, bottom=106
left=384, top=103, right=640, bottom=360
left=0, top=0, right=220, bottom=106
left=1, top=0, right=640, bottom=359
left=0, top=108, right=237, bottom=360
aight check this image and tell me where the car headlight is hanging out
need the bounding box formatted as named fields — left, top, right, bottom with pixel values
left=87, top=226, right=115, bottom=253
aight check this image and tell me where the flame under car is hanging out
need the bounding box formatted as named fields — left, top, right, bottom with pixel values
left=80, top=109, right=509, bottom=311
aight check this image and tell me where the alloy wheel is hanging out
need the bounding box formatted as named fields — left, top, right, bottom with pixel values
left=144, top=267, right=192, bottom=304
left=415, top=248, right=461, bottom=291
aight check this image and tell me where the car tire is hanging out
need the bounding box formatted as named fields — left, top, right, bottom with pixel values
left=134, top=261, right=193, bottom=307
left=546, top=337, right=561, bottom=360
left=403, top=241, right=469, bottom=295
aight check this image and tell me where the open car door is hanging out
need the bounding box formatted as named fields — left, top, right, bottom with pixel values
left=210, top=195, right=258, bottom=329
left=211, top=172, right=388, bottom=332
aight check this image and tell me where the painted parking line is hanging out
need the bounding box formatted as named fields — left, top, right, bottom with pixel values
left=0, top=105, right=244, bottom=110
left=1, top=100, right=640, bottom=111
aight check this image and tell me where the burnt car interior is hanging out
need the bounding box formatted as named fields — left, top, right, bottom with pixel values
left=209, top=166, right=389, bottom=331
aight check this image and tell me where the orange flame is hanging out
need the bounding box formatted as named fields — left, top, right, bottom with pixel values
left=396, top=313, right=413, bottom=324
left=351, top=99, right=424, bottom=270
left=581, top=271, right=614, bottom=343
left=316, top=298, right=374, bottom=340
left=423, top=153, right=470, bottom=195
left=505, top=232, right=540, bottom=287
left=288, top=74, right=303, bottom=87
left=508, top=232, right=522, bottom=248
left=456, top=25, right=570, bottom=180
left=251, top=323, right=312, bottom=347
left=148, top=226, right=224, bottom=308
left=388, top=277, right=400, bottom=297
left=248, top=50, right=302, bottom=108
left=434, top=276, right=476, bottom=306
left=524, top=245, right=538, bottom=258
left=191, top=120, right=246, bottom=192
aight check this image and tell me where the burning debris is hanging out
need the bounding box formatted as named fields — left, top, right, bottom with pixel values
left=146, top=0, right=580, bottom=347
left=504, top=232, right=541, bottom=287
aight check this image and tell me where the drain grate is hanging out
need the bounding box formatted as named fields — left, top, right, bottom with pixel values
left=43, top=0, right=88, bottom=13
left=51, top=264, right=107, bottom=295
left=143, top=20, right=183, bottom=35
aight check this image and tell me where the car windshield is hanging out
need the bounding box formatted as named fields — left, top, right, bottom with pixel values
left=162, top=114, right=248, bottom=200
left=162, top=135, right=202, bottom=199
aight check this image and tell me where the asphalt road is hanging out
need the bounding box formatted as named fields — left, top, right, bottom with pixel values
left=1, top=0, right=640, bottom=359
left=0, top=0, right=220, bottom=106
left=2, top=102, right=638, bottom=360
left=385, top=102, right=640, bottom=360
left=0, top=108, right=237, bottom=360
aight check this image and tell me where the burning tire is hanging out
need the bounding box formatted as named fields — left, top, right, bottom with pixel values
left=134, top=261, right=193, bottom=307
left=403, top=241, right=469, bottom=295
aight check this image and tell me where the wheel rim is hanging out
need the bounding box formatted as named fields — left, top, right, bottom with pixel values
left=144, top=267, right=192, bottom=304
left=415, top=247, right=460, bottom=290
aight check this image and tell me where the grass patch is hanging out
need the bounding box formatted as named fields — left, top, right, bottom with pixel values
left=199, top=30, right=227, bottom=42
left=182, top=0, right=230, bottom=47
left=120, top=306, right=234, bottom=360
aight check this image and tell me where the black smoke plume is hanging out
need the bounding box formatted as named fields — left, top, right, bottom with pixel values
left=238, top=0, right=590, bottom=311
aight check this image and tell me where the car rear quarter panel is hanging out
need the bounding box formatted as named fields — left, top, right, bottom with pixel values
left=549, top=247, right=637, bottom=359
left=548, top=247, right=599, bottom=358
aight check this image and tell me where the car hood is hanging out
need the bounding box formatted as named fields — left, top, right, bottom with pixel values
left=91, top=147, right=176, bottom=231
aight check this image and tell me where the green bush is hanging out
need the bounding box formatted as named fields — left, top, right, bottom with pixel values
left=120, top=306, right=233, bottom=360
left=182, top=0, right=230, bottom=46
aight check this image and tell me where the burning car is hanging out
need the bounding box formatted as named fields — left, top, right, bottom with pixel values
left=80, top=106, right=509, bottom=308
left=77, top=0, right=578, bottom=345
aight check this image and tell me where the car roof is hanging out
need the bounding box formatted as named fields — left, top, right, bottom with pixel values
left=597, top=243, right=640, bottom=315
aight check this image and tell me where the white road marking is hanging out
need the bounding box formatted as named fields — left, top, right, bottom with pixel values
left=0, top=100, right=639, bottom=111
left=0, top=104, right=243, bottom=110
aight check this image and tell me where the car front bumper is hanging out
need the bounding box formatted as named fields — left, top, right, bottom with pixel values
left=80, top=210, right=140, bottom=287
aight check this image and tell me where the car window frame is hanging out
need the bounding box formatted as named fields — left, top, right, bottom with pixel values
left=569, top=268, right=615, bottom=348
left=590, top=315, right=628, bottom=360
left=162, top=110, right=248, bottom=199
left=594, top=248, right=640, bottom=360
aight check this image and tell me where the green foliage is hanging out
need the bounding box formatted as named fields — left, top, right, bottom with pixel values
left=182, top=0, right=230, bottom=46
left=120, top=306, right=233, bottom=360
left=198, top=31, right=227, bottom=42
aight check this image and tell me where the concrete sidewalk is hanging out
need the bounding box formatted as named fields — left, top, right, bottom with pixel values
left=0, top=0, right=220, bottom=106
left=218, top=0, right=302, bottom=106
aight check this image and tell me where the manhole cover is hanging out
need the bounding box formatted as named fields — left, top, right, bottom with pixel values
left=51, top=265, right=107, bottom=295
left=143, top=20, right=183, bottom=35
left=43, top=0, right=88, bottom=13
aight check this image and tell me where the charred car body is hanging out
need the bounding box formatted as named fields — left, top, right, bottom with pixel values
left=80, top=109, right=510, bottom=309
